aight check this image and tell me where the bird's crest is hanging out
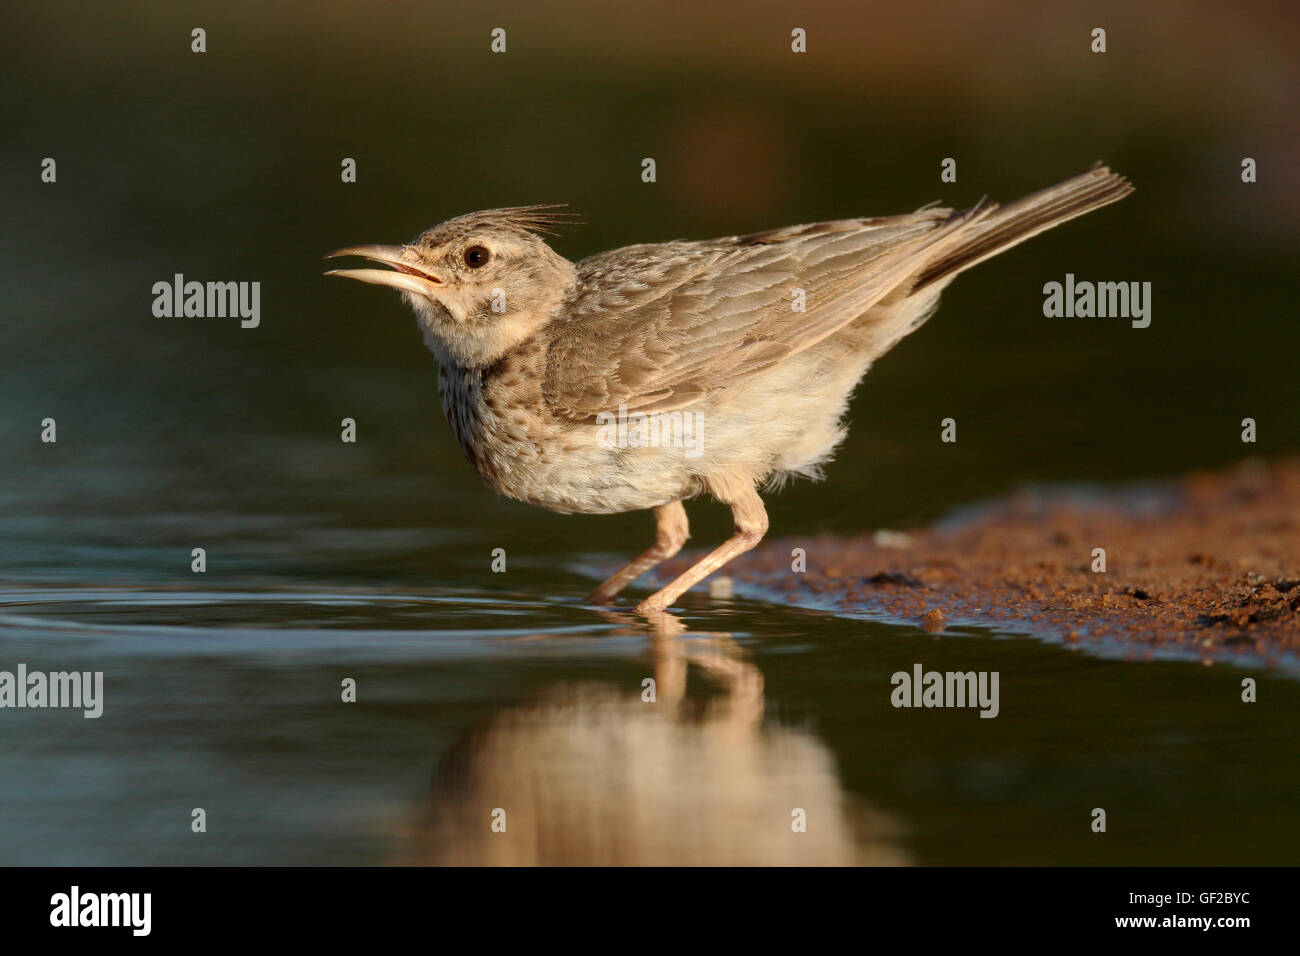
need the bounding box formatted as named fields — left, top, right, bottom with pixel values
left=442, top=204, right=583, bottom=238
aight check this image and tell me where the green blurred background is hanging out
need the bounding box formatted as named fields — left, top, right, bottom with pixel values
left=3, top=0, right=1296, bottom=569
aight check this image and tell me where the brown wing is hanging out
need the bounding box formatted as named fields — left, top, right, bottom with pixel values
left=542, top=166, right=1132, bottom=421
left=542, top=207, right=984, bottom=419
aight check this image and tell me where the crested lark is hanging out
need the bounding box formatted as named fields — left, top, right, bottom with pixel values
left=326, top=166, right=1132, bottom=613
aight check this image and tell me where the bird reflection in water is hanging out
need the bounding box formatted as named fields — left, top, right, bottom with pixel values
left=403, top=611, right=908, bottom=865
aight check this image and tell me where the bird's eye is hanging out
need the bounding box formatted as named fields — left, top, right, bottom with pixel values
left=463, top=245, right=491, bottom=269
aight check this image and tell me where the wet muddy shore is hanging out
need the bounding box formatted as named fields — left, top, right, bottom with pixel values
left=664, top=459, right=1300, bottom=666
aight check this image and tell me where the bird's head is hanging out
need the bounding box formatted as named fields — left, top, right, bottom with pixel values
left=326, top=206, right=579, bottom=368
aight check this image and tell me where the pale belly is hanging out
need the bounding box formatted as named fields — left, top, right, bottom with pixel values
left=440, top=359, right=863, bottom=515
left=434, top=283, right=942, bottom=515
left=439, top=365, right=703, bottom=515
left=467, top=418, right=710, bottom=515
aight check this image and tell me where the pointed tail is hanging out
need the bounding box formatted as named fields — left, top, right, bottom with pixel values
left=915, top=164, right=1133, bottom=289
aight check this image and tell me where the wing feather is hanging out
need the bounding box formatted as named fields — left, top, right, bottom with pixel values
left=543, top=208, right=979, bottom=418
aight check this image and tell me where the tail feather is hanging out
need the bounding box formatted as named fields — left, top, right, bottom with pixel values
left=915, top=164, right=1133, bottom=289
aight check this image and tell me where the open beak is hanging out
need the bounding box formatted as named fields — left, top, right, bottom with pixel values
left=323, top=244, right=443, bottom=296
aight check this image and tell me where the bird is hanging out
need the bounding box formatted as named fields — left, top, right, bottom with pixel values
left=325, top=165, right=1132, bottom=614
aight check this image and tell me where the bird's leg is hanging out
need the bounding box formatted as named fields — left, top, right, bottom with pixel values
left=585, top=500, right=689, bottom=605
left=636, top=478, right=768, bottom=614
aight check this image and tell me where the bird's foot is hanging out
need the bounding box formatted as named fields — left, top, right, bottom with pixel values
left=634, top=594, right=671, bottom=615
